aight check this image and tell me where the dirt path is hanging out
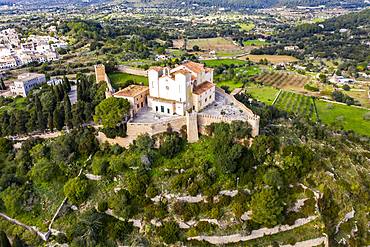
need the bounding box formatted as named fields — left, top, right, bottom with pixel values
left=187, top=216, right=318, bottom=245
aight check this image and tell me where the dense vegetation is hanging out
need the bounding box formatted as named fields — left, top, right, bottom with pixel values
left=0, top=90, right=368, bottom=245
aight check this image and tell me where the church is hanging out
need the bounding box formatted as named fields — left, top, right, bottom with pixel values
left=147, top=61, right=216, bottom=116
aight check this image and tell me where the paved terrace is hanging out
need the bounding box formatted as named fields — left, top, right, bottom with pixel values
left=130, top=91, right=248, bottom=124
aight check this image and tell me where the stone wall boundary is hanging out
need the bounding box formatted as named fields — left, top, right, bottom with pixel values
left=117, top=65, right=148, bottom=77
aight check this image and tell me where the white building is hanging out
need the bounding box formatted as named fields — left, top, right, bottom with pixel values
left=147, top=61, right=215, bottom=116
left=10, top=73, right=46, bottom=97
left=0, top=56, right=17, bottom=70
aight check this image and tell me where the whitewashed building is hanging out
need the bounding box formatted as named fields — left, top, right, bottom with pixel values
left=10, top=73, right=46, bottom=97
left=148, top=61, right=215, bottom=116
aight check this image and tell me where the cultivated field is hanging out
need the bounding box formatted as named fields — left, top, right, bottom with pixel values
left=254, top=72, right=311, bottom=90
left=240, top=55, right=299, bottom=64
left=245, top=85, right=279, bottom=105
left=316, top=100, right=370, bottom=137
left=202, top=59, right=246, bottom=67
left=173, top=37, right=244, bottom=56
left=243, top=39, right=269, bottom=46
left=274, top=91, right=317, bottom=120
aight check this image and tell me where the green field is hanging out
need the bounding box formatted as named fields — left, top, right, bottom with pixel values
left=108, top=72, right=148, bottom=89
left=316, top=100, right=370, bottom=136
left=243, top=39, right=269, bottom=46
left=245, top=86, right=279, bottom=105
left=274, top=91, right=317, bottom=120
left=215, top=66, right=262, bottom=91
left=202, top=59, right=246, bottom=67
left=239, top=22, right=255, bottom=31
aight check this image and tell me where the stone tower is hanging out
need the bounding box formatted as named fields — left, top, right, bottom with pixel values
left=186, top=112, right=199, bottom=143
left=94, top=64, right=107, bottom=83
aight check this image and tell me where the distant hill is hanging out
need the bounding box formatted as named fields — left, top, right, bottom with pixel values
left=1, top=0, right=368, bottom=8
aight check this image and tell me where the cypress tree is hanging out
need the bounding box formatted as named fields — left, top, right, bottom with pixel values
left=64, top=94, right=72, bottom=129
left=12, top=235, right=25, bottom=247
left=34, top=95, right=46, bottom=130
left=0, top=231, right=11, bottom=247
left=0, top=78, right=5, bottom=90
left=48, top=112, right=54, bottom=131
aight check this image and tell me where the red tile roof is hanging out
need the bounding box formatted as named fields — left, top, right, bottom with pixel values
left=193, top=81, right=215, bottom=95
left=113, top=85, right=149, bottom=98
left=182, top=61, right=205, bottom=74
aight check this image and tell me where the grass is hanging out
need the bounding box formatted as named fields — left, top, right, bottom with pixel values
left=216, top=80, right=244, bottom=91
left=239, top=22, right=255, bottom=31
left=240, top=55, right=299, bottom=64
left=245, top=85, right=279, bottom=105
left=108, top=72, right=148, bottom=90
left=202, top=59, right=246, bottom=67
left=345, top=90, right=370, bottom=108
left=315, top=100, right=370, bottom=137
left=235, top=66, right=261, bottom=76
left=243, top=39, right=269, bottom=46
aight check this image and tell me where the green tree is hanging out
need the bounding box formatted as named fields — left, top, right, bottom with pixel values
left=12, top=235, right=26, bottom=247
left=94, top=97, right=130, bottom=128
left=251, top=187, right=284, bottom=227
left=64, top=94, right=73, bottom=129
left=0, top=138, right=12, bottom=154
left=159, top=221, right=181, bottom=244
left=64, top=176, right=90, bottom=205
left=0, top=231, right=10, bottom=247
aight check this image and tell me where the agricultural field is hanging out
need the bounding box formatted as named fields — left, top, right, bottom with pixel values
left=273, top=91, right=317, bottom=120
left=239, top=22, right=255, bottom=31
left=315, top=100, right=370, bottom=137
left=344, top=90, right=370, bottom=108
left=173, top=37, right=244, bottom=57
left=240, top=55, right=299, bottom=64
left=243, top=39, right=269, bottom=46
left=254, top=72, right=311, bottom=90
left=245, top=85, right=280, bottom=105
left=108, top=72, right=148, bottom=89
left=202, top=59, right=246, bottom=67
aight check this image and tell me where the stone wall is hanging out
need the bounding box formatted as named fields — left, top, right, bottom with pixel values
left=117, top=65, right=148, bottom=77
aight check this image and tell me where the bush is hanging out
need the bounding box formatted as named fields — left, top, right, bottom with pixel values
left=159, top=221, right=181, bottom=244
left=342, top=84, right=351, bottom=91
left=146, top=185, right=159, bottom=198
left=97, top=201, right=108, bottom=212
left=91, top=156, right=109, bottom=175
left=63, top=176, right=90, bottom=205
left=100, top=124, right=127, bottom=138
left=304, top=84, right=319, bottom=92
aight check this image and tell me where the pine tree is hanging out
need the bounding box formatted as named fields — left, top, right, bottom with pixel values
left=0, top=231, right=11, bottom=247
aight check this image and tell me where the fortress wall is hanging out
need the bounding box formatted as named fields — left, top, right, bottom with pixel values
left=117, top=65, right=148, bottom=77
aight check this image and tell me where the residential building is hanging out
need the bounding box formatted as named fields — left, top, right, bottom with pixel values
left=10, top=73, right=46, bottom=97
left=113, top=85, right=150, bottom=117
left=147, top=61, right=215, bottom=116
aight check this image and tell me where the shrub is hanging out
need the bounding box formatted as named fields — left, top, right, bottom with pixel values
left=342, top=84, right=351, bottom=91
left=304, top=84, right=319, bottom=92
left=97, top=201, right=108, bottom=212
left=91, top=156, right=109, bottom=175
left=63, top=176, right=90, bottom=205
left=146, top=185, right=159, bottom=198
left=159, top=221, right=181, bottom=244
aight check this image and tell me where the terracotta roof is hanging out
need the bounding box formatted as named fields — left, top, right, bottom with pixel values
left=113, top=85, right=149, bottom=98
left=149, top=66, right=163, bottom=72
left=182, top=61, right=205, bottom=74
left=193, top=81, right=215, bottom=95
left=172, top=69, right=191, bottom=76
